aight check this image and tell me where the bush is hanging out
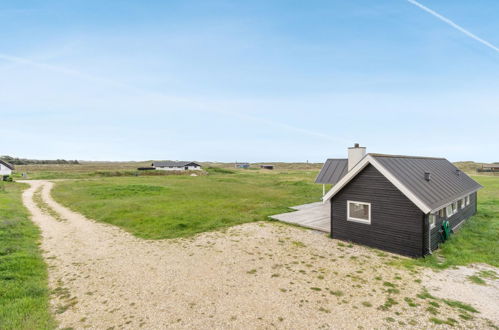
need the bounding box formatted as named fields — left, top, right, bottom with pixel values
left=2, top=175, right=13, bottom=182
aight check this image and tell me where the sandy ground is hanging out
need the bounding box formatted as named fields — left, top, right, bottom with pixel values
left=423, top=264, right=499, bottom=324
left=21, top=180, right=497, bottom=329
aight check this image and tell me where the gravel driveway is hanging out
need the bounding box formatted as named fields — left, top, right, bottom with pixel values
left=21, top=180, right=496, bottom=329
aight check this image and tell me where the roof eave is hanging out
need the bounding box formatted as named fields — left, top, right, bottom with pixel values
left=0, top=160, right=14, bottom=170
left=429, top=185, right=484, bottom=213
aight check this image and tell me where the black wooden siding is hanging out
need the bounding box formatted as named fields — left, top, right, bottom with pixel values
left=427, top=192, right=477, bottom=252
left=331, top=164, right=425, bottom=257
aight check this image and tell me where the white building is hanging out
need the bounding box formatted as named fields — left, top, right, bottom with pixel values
left=152, top=161, right=202, bottom=171
left=0, top=159, right=14, bottom=178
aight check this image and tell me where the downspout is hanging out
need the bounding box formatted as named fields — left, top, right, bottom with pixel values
left=427, top=214, right=432, bottom=255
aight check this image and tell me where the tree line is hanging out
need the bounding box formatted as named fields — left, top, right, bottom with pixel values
left=0, top=155, right=80, bottom=165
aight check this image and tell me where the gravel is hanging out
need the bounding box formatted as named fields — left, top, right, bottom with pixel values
left=21, top=180, right=496, bottom=329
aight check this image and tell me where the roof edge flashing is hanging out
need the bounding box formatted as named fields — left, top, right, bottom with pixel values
left=322, top=155, right=433, bottom=214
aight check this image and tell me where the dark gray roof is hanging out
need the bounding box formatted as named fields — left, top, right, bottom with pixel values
left=152, top=161, right=201, bottom=167
left=315, top=159, right=348, bottom=184
left=0, top=159, right=14, bottom=170
left=372, top=154, right=483, bottom=211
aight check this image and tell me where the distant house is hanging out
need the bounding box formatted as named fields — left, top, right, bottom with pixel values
left=478, top=164, right=499, bottom=172
left=151, top=161, right=202, bottom=171
left=0, top=159, right=14, bottom=179
left=260, top=164, right=274, bottom=170
left=319, top=144, right=482, bottom=257
left=235, top=162, right=250, bottom=169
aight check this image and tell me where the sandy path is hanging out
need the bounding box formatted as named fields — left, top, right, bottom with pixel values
left=21, top=180, right=495, bottom=329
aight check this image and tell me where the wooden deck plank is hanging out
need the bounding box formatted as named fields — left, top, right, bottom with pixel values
left=270, top=202, right=330, bottom=233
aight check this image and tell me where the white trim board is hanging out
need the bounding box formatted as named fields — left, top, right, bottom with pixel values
left=322, top=155, right=432, bottom=214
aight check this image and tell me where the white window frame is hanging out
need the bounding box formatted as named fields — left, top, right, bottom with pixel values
left=465, top=195, right=470, bottom=206
left=452, top=202, right=458, bottom=214
left=461, top=198, right=466, bottom=209
left=439, top=208, right=445, bottom=218
left=446, top=205, right=453, bottom=217
left=429, top=214, right=436, bottom=229
left=347, top=201, right=371, bottom=224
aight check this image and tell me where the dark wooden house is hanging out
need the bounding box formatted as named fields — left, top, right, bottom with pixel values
left=321, top=145, right=482, bottom=257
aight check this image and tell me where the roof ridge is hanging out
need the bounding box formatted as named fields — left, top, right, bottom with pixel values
left=369, top=153, right=446, bottom=160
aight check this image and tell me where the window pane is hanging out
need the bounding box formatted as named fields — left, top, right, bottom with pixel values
left=349, top=202, right=369, bottom=220
left=429, top=214, right=436, bottom=229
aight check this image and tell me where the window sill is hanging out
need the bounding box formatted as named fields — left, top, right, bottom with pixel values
left=347, top=217, right=371, bottom=225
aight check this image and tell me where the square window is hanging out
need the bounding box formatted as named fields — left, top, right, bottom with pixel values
left=347, top=201, right=371, bottom=224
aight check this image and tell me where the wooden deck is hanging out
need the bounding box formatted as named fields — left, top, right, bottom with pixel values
left=270, top=202, right=330, bottom=233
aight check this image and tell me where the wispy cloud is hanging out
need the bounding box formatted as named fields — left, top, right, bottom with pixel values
left=407, top=0, right=499, bottom=54
left=0, top=52, right=346, bottom=143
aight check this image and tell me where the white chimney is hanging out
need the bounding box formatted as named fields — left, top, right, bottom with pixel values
left=348, top=143, right=366, bottom=171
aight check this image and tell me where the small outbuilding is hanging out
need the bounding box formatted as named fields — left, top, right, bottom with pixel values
left=151, top=161, right=202, bottom=171
left=0, top=159, right=14, bottom=180
left=478, top=164, right=499, bottom=172
left=235, top=162, right=250, bottom=169
left=320, top=144, right=482, bottom=257
left=260, top=164, right=274, bottom=170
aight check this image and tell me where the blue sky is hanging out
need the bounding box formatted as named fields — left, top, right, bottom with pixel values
left=1, top=0, right=498, bottom=162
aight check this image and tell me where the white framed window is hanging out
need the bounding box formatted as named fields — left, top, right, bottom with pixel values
left=452, top=202, right=458, bottom=214
left=439, top=208, right=445, bottom=218
left=465, top=195, right=470, bottom=206
left=446, top=205, right=453, bottom=217
left=461, top=198, right=466, bottom=209
left=347, top=201, right=371, bottom=224
left=429, top=214, right=436, bottom=229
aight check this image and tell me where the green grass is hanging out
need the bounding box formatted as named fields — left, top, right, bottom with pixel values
left=0, top=182, right=56, bottom=329
left=467, top=275, right=486, bottom=285
left=401, top=176, right=499, bottom=269
left=378, top=297, right=398, bottom=311
left=429, top=317, right=458, bottom=326
left=442, top=299, right=479, bottom=313
left=51, top=170, right=322, bottom=239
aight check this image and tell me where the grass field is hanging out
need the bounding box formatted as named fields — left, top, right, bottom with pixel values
left=0, top=182, right=55, bottom=330
left=51, top=165, right=499, bottom=269
left=52, top=168, right=323, bottom=239
left=11, top=161, right=323, bottom=180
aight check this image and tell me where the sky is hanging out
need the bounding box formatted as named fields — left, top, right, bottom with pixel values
left=1, top=0, right=498, bottom=162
